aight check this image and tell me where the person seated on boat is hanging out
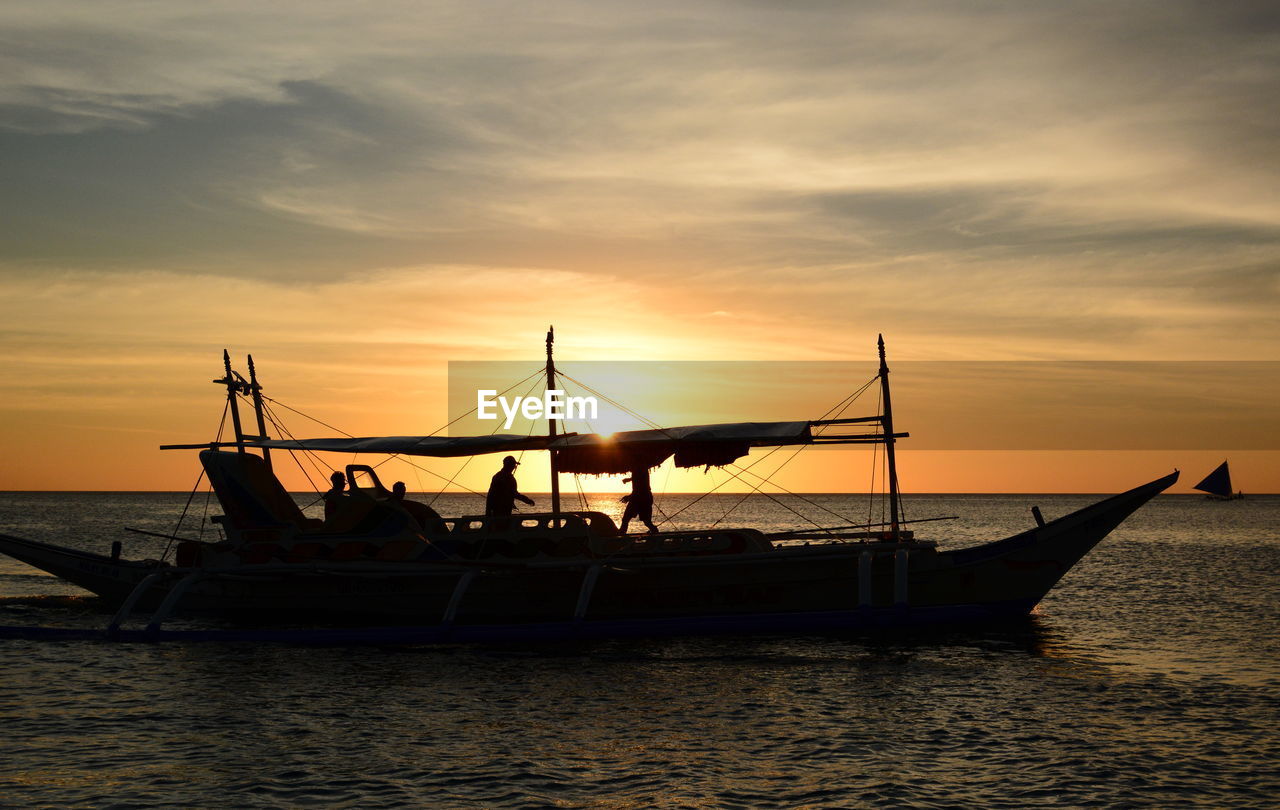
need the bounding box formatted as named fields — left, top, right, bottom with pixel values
left=323, top=471, right=347, bottom=520
left=619, top=466, right=659, bottom=535
left=486, top=455, right=535, bottom=518
left=390, top=481, right=443, bottom=531
left=320, top=472, right=383, bottom=532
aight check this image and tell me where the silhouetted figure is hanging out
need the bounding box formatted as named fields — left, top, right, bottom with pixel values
left=620, top=466, right=658, bottom=534
left=391, top=481, right=442, bottom=530
left=323, top=471, right=347, bottom=520
left=486, top=455, right=535, bottom=517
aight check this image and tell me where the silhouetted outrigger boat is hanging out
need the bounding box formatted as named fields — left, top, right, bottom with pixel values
left=0, top=334, right=1177, bottom=644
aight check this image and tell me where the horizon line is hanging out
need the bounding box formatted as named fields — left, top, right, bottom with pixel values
left=1, top=489, right=1268, bottom=496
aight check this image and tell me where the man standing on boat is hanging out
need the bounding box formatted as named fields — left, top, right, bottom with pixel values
left=619, top=466, right=659, bottom=534
left=486, top=455, right=535, bottom=516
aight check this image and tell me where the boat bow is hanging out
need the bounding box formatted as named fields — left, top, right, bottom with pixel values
left=937, top=470, right=1180, bottom=610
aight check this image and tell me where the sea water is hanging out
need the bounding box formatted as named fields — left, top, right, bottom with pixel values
left=1, top=491, right=1277, bottom=808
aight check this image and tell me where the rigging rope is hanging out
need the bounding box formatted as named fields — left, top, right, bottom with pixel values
left=256, top=369, right=544, bottom=502
left=416, top=368, right=552, bottom=507
left=666, top=375, right=880, bottom=531
left=161, top=396, right=229, bottom=563
left=555, top=370, right=670, bottom=434
left=260, top=395, right=356, bottom=439
left=653, top=443, right=786, bottom=527
left=371, top=367, right=545, bottom=472
left=555, top=376, right=598, bottom=513
left=710, top=446, right=820, bottom=530
left=428, top=370, right=549, bottom=506
left=260, top=400, right=335, bottom=488
left=723, top=373, right=885, bottom=530
left=868, top=383, right=883, bottom=530
left=713, top=450, right=844, bottom=530
left=220, top=359, right=902, bottom=537
left=160, top=468, right=208, bottom=565
left=261, top=390, right=491, bottom=500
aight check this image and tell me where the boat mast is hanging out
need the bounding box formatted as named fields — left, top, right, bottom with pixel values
left=246, top=354, right=273, bottom=472
left=877, top=334, right=902, bottom=541
left=546, top=326, right=561, bottom=515
left=216, top=349, right=247, bottom=454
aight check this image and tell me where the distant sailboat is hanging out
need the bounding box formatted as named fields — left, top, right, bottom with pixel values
left=1193, top=460, right=1244, bottom=501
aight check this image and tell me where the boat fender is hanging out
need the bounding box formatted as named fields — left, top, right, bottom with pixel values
left=858, top=551, right=873, bottom=607
left=893, top=549, right=909, bottom=607
left=574, top=565, right=603, bottom=621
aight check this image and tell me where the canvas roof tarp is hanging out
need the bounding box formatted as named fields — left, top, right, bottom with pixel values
left=552, top=421, right=812, bottom=473
left=200, top=420, right=817, bottom=472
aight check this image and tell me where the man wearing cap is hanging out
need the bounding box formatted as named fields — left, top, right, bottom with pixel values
left=486, top=455, right=536, bottom=517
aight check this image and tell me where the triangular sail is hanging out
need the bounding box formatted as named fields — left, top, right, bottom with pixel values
left=1192, top=461, right=1233, bottom=497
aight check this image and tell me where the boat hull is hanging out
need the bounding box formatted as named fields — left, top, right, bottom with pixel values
left=0, top=471, right=1177, bottom=642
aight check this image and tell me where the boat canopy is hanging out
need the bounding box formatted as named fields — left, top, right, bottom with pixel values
left=554, top=421, right=813, bottom=473
left=167, top=433, right=550, bottom=458
left=162, top=418, right=900, bottom=474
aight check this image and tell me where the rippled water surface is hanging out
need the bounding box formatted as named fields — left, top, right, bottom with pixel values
left=2, top=491, right=1278, bottom=808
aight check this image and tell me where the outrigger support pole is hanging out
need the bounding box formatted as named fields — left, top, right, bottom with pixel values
left=216, top=349, right=247, bottom=454
left=877, top=334, right=902, bottom=541
left=547, top=326, right=561, bottom=515
left=107, top=569, right=169, bottom=638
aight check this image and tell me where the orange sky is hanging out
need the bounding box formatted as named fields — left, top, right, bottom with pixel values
left=1, top=337, right=1275, bottom=494
left=1, top=3, right=1277, bottom=493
